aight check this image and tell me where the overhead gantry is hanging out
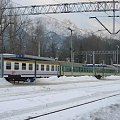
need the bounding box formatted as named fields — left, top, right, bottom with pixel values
left=3, top=1, right=120, bottom=16
left=1, top=1, right=120, bottom=34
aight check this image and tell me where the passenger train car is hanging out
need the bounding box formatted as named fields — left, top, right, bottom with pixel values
left=0, top=54, right=118, bottom=83
left=59, top=62, right=117, bottom=78
left=0, top=54, right=58, bottom=83
left=4, top=60, right=58, bottom=78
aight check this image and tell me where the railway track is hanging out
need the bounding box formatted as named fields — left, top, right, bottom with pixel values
left=0, top=81, right=119, bottom=103
left=0, top=80, right=120, bottom=102
left=1, top=81, right=120, bottom=119
left=25, top=93, right=120, bottom=120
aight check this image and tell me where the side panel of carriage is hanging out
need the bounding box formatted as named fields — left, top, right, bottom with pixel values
left=3, top=60, right=58, bottom=80
left=58, top=62, right=117, bottom=77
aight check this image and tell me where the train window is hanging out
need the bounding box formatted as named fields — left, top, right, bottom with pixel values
left=6, top=62, right=11, bottom=70
left=57, top=66, right=60, bottom=71
left=46, top=65, right=49, bottom=71
left=36, top=64, right=39, bottom=70
left=51, top=65, right=54, bottom=71
left=79, top=67, right=83, bottom=72
left=29, top=64, right=33, bottom=70
left=22, top=63, right=26, bottom=70
left=55, top=66, right=58, bottom=71
left=64, top=66, right=71, bottom=72
left=41, top=65, right=44, bottom=71
left=73, top=67, right=79, bottom=72
left=14, top=63, right=19, bottom=70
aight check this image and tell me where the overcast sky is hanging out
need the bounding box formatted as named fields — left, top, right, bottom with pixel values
left=11, top=0, right=120, bottom=37
left=12, top=0, right=97, bottom=5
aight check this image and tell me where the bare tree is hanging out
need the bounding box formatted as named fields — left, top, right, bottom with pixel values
left=0, top=0, right=11, bottom=53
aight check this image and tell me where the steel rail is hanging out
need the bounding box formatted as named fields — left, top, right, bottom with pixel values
left=24, top=93, right=120, bottom=120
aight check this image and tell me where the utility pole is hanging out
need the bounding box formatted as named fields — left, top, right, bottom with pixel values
left=38, top=39, right=40, bottom=57
left=0, top=22, right=4, bottom=78
left=116, top=45, right=119, bottom=73
left=113, top=0, right=115, bottom=34
left=0, top=5, right=3, bottom=78
left=68, top=27, right=74, bottom=62
left=92, top=51, right=95, bottom=76
left=68, top=27, right=74, bottom=76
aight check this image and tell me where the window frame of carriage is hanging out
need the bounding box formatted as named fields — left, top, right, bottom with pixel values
left=6, top=62, right=11, bottom=70
left=36, top=64, right=39, bottom=71
left=14, top=62, right=19, bottom=70
left=22, top=63, right=26, bottom=70
left=29, top=63, right=33, bottom=70
left=46, top=65, right=49, bottom=71
left=51, top=65, right=54, bottom=71
left=41, top=64, right=44, bottom=71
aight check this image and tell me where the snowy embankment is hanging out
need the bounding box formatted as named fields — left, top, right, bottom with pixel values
left=35, top=76, right=98, bottom=85
left=104, top=75, right=120, bottom=80
left=0, top=78, right=12, bottom=87
left=0, top=76, right=120, bottom=120
left=80, top=103, right=120, bottom=120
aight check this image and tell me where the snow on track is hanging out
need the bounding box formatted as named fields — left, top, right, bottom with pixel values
left=0, top=78, right=12, bottom=87
left=0, top=76, right=120, bottom=120
left=35, top=76, right=99, bottom=85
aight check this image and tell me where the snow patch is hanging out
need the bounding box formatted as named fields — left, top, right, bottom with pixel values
left=104, top=75, right=120, bottom=80
left=35, top=76, right=98, bottom=85
left=0, top=76, right=120, bottom=119
left=80, top=104, right=120, bottom=120
left=0, top=78, right=12, bottom=87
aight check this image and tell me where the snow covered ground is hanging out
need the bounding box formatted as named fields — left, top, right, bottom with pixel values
left=0, top=76, right=120, bottom=120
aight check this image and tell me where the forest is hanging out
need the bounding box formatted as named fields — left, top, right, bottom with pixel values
left=1, top=0, right=120, bottom=65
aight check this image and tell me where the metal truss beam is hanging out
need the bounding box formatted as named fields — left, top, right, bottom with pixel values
left=3, top=1, right=120, bottom=16
left=75, top=51, right=117, bottom=55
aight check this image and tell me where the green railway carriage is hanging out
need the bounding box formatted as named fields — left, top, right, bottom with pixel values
left=58, top=62, right=117, bottom=78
